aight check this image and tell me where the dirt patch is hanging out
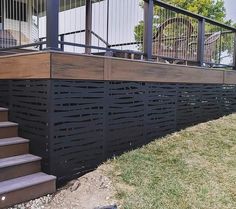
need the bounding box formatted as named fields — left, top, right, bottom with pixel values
left=10, top=164, right=118, bottom=209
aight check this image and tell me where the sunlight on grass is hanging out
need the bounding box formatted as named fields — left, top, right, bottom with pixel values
left=107, top=114, right=236, bottom=209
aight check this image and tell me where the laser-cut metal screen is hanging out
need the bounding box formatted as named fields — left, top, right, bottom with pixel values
left=1, top=79, right=236, bottom=182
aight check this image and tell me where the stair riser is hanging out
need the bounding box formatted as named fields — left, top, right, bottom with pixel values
left=0, top=126, right=18, bottom=139
left=0, top=180, right=56, bottom=209
left=0, top=143, right=29, bottom=159
left=0, top=112, right=8, bottom=122
left=0, top=161, right=41, bottom=182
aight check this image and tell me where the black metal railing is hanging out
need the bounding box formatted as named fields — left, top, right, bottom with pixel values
left=0, top=0, right=235, bottom=69
left=151, top=0, right=236, bottom=68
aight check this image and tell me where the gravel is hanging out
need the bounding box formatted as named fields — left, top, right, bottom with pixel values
left=9, top=194, right=53, bottom=209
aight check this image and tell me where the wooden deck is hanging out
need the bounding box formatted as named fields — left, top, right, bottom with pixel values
left=0, top=51, right=235, bottom=84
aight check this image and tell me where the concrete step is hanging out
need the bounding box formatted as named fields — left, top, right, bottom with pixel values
left=0, top=122, right=18, bottom=139
left=0, top=172, right=56, bottom=209
left=0, top=154, right=41, bottom=182
left=0, top=137, right=29, bottom=159
left=0, top=108, right=8, bottom=122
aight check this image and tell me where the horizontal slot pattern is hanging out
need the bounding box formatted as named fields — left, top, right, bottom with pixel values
left=1, top=80, right=236, bottom=181
left=0, top=80, right=50, bottom=173
left=52, top=80, right=105, bottom=179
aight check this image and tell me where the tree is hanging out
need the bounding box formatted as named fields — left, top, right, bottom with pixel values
left=160, top=0, right=226, bottom=22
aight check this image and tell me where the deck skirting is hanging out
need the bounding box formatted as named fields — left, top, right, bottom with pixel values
left=0, top=79, right=236, bottom=182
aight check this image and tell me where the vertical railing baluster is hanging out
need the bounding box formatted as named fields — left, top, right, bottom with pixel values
left=85, top=0, right=92, bottom=54
left=46, top=0, right=59, bottom=50
left=60, top=34, right=64, bottom=51
left=144, top=0, right=154, bottom=61
left=218, top=29, right=223, bottom=65
left=197, top=18, right=205, bottom=67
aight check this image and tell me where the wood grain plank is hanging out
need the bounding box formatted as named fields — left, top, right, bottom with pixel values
left=51, top=53, right=104, bottom=80
left=51, top=52, right=224, bottom=84
left=0, top=51, right=226, bottom=84
left=110, top=59, right=224, bottom=84
left=104, top=57, right=111, bottom=80
left=223, top=70, right=236, bottom=84
left=0, top=52, right=50, bottom=79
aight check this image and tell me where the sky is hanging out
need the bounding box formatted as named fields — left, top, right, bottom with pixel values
left=224, top=0, right=236, bottom=22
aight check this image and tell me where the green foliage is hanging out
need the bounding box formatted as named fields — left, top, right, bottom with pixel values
left=161, top=0, right=226, bottom=22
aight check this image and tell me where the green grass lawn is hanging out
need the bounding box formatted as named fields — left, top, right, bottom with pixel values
left=106, top=114, right=236, bottom=209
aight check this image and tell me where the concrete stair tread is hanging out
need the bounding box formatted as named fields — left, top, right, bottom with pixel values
left=0, top=172, right=56, bottom=195
left=0, top=137, right=29, bottom=146
left=0, top=108, right=8, bottom=112
left=0, top=154, right=41, bottom=169
left=0, top=121, right=18, bottom=128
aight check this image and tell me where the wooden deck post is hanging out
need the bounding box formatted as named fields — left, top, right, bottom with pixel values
left=85, top=0, right=92, bottom=54
left=144, top=0, right=154, bottom=61
left=46, top=0, right=59, bottom=50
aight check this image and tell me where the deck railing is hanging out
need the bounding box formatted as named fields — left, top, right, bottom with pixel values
left=151, top=0, right=236, bottom=68
left=0, top=0, right=236, bottom=69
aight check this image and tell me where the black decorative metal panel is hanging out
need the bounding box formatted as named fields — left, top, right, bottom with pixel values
left=0, top=80, right=9, bottom=107
left=176, top=84, right=223, bottom=129
left=106, top=82, right=146, bottom=158
left=201, top=85, right=223, bottom=121
left=146, top=83, right=177, bottom=141
left=222, top=85, right=236, bottom=114
left=0, top=80, right=51, bottom=173
left=51, top=80, right=105, bottom=179
left=1, top=79, right=236, bottom=182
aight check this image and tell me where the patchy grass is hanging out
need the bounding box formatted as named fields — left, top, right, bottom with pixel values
left=106, top=114, right=236, bottom=209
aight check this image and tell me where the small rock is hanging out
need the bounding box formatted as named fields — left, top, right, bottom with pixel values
left=70, top=181, right=81, bottom=192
